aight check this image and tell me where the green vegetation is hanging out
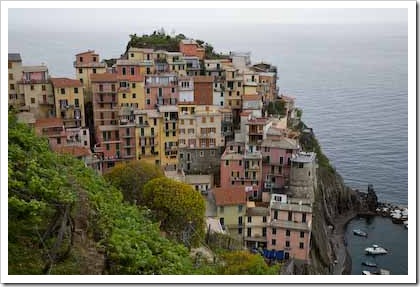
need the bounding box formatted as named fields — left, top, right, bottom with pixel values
left=143, top=178, right=206, bottom=247
left=216, top=251, right=279, bottom=275
left=266, top=100, right=286, bottom=117
left=8, top=112, right=193, bottom=274
left=126, top=29, right=186, bottom=53
left=104, top=160, right=164, bottom=205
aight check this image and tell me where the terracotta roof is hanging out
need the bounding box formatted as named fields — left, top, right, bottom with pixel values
left=213, top=186, right=246, bottom=206
left=242, top=94, right=261, bottom=101
left=76, top=50, right=97, bottom=56
left=56, top=146, right=91, bottom=157
left=193, top=76, right=213, bottom=83
left=51, top=77, right=82, bottom=88
left=90, top=73, right=118, bottom=82
left=35, top=118, right=64, bottom=128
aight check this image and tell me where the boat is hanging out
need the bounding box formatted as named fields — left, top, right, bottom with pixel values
left=353, top=229, right=368, bottom=237
left=362, top=261, right=377, bottom=267
left=362, top=270, right=373, bottom=275
left=365, top=244, right=388, bottom=255
left=404, top=220, right=408, bottom=229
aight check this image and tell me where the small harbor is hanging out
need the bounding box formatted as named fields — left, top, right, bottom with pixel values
left=345, top=216, right=407, bottom=275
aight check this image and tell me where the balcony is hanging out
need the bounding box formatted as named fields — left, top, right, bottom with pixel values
left=137, top=121, right=149, bottom=127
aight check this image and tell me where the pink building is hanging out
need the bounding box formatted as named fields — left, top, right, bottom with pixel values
left=144, top=74, right=179, bottom=109
left=261, top=138, right=299, bottom=194
left=266, top=195, right=312, bottom=262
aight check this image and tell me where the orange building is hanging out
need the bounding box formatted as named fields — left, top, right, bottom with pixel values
left=193, top=76, right=213, bottom=105
left=179, top=39, right=205, bottom=60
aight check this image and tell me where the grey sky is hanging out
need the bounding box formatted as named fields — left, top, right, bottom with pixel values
left=9, top=8, right=407, bottom=32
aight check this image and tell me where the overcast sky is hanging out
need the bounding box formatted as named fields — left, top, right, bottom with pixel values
left=8, top=8, right=407, bottom=33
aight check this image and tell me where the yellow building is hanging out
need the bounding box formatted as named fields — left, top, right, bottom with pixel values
left=166, top=52, right=187, bottom=77
left=8, top=53, right=24, bottom=109
left=244, top=202, right=270, bottom=249
left=18, top=65, right=54, bottom=119
left=134, top=109, right=162, bottom=165
left=51, top=77, right=86, bottom=128
left=158, top=105, right=179, bottom=170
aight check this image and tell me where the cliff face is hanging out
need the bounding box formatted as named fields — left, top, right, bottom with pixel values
left=296, top=129, right=365, bottom=274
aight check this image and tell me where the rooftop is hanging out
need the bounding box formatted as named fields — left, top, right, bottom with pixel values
left=221, top=152, right=243, bottom=161
left=76, top=50, right=98, bottom=56
left=22, top=66, right=48, bottom=73
left=158, top=105, right=178, bottom=113
left=261, top=138, right=299, bottom=150
left=193, top=76, right=213, bottom=83
left=8, top=53, right=22, bottom=62
left=56, top=146, right=92, bottom=158
left=270, top=219, right=311, bottom=231
left=50, top=77, right=83, bottom=88
left=291, top=152, right=316, bottom=163
left=185, top=174, right=213, bottom=185
left=270, top=202, right=313, bottom=213
left=90, top=73, right=118, bottom=82
left=213, top=186, right=247, bottom=206
left=35, top=118, right=64, bottom=128
left=246, top=207, right=270, bottom=217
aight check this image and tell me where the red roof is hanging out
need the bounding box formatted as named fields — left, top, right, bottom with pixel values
left=35, top=118, right=64, bottom=128
left=56, top=146, right=91, bottom=157
left=76, top=50, right=98, bottom=56
left=193, top=76, right=213, bottom=83
left=214, top=186, right=247, bottom=206
left=90, top=73, right=118, bottom=82
left=51, top=77, right=82, bottom=88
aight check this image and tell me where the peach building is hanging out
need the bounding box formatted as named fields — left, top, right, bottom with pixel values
left=74, top=50, right=106, bottom=99
left=144, top=74, right=179, bottom=109
left=179, top=39, right=205, bottom=60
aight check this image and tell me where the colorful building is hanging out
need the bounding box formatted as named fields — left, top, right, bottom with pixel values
left=8, top=53, right=23, bottom=109
left=193, top=76, right=213, bottom=105
left=179, top=39, right=205, bottom=60
left=144, top=74, right=179, bottom=109
left=244, top=201, right=270, bottom=249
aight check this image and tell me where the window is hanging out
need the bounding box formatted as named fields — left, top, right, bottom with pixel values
left=238, top=205, right=243, bottom=212
left=247, top=228, right=251, bottom=237
left=210, top=116, right=214, bottom=123
left=302, top=213, right=307, bottom=223
left=8, top=62, right=12, bottom=69
left=130, top=53, right=134, bottom=58
left=93, top=68, right=97, bottom=74
left=30, top=85, right=34, bottom=91
left=132, top=93, right=136, bottom=99
left=57, top=138, right=61, bottom=144
left=130, top=67, right=135, bottom=75
left=286, top=241, right=290, bottom=247
left=220, top=218, right=224, bottom=226
left=220, top=101, right=224, bottom=106
left=238, top=216, right=243, bottom=225
left=60, top=88, right=65, bottom=94
left=262, top=216, right=267, bottom=223
left=10, top=84, right=15, bottom=90
left=236, top=91, right=240, bottom=96
left=272, top=228, right=277, bottom=235
left=132, top=83, right=136, bottom=88
left=84, top=140, right=88, bottom=146
left=171, top=87, right=175, bottom=93
left=41, top=85, right=46, bottom=91
left=300, top=231, right=305, bottom=238
left=80, top=78, right=83, bottom=84
left=288, top=211, right=292, bottom=221
left=272, top=239, right=276, bottom=246
left=220, top=206, right=224, bottom=214
left=74, top=98, right=79, bottom=107
left=225, top=160, right=229, bottom=166
left=122, top=67, right=126, bottom=75
left=79, top=57, right=83, bottom=62
left=262, top=227, right=266, bottom=237
left=79, top=68, right=83, bottom=74
left=286, top=229, right=290, bottom=236
left=280, top=157, right=283, bottom=164
left=274, top=210, right=278, bottom=220
left=83, top=130, right=87, bottom=135
left=31, top=97, right=35, bottom=104
left=299, top=162, right=304, bottom=168
left=299, top=242, right=304, bottom=249
left=146, top=99, right=150, bottom=105
left=93, top=56, right=97, bottom=62
left=247, top=216, right=252, bottom=223
left=146, top=88, right=150, bottom=94
left=122, top=94, right=126, bottom=99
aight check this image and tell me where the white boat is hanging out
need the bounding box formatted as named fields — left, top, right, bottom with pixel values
left=362, top=270, right=373, bottom=275
left=365, top=244, right=388, bottom=255
left=362, top=261, right=377, bottom=267
left=353, top=229, right=368, bottom=237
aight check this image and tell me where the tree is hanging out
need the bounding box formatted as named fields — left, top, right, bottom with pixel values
left=217, top=251, right=279, bottom=275
left=104, top=160, right=164, bottom=205
left=142, top=178, right=206, bottom=247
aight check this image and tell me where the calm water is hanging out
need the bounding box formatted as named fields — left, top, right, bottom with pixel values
left=8, top=21, right=408, bottom=274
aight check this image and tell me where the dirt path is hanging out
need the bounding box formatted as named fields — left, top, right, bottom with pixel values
left=331, top=211, right=357, bottom=275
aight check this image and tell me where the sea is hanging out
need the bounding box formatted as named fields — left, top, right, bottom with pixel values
left=8, top=21, right=408, bottom=275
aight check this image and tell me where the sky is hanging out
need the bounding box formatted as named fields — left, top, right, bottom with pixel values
left=8, top=6, right=407, bottom=33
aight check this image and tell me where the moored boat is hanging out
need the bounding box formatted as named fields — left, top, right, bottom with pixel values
left=365, top=244, right=388, bottom=255
left=353, top=229, right=368, bottom=237
left=362, top=270, right=373, bottom=275
left=362, top=261, right=377, bottom=267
